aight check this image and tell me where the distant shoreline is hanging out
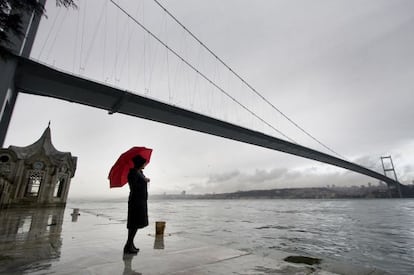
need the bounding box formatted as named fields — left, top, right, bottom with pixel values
left=68, top=184, right=414, bottom=202
left=150, top=185, right=399, bottom=200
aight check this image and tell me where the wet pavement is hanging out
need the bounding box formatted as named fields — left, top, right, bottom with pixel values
left=0, top=207, right=389, bottom=274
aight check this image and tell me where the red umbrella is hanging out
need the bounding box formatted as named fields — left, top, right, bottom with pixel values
left=108, top=146, right=153, bottom=188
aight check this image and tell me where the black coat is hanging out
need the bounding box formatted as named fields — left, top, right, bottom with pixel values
left=127, top=168, right=149, bottom=229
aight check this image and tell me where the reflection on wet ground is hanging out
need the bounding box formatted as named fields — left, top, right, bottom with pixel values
left=153, top=235, right=164, bottom=249
left=0, top=207, right=65, bottom=274
left=122, top=254, right=142, bottom=275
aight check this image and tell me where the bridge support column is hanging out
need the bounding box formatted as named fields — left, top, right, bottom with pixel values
left=0, top=0, right=46, bottom=146
left=0, top=59, right=19, bottom=146
left=381, top=156, right=402, bottom=198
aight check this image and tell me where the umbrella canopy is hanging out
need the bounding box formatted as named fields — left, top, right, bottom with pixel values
left=108, top=146, right=152, bottom=188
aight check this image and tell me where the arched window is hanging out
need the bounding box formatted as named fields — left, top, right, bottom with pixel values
left=0, top=154, right=11, bottom=177
left=25, top=170, right=44, bottom=197
left=53, top=177, right=66, bottom=198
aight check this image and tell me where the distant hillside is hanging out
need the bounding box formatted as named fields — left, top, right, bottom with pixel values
left=150, top=185, right=400, bottom=200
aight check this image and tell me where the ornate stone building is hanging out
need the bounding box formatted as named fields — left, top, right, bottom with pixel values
left=0, top=126, right=77, bottom=208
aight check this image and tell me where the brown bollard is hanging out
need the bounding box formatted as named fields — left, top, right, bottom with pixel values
left=155, top=221, right=166, bottom=235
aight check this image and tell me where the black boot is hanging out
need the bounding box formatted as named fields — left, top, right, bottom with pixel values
left=132, top=243, right=140, bottom=252
left=124, top=228, right=139, bottom=254
left=123, top=243, right=138, bottom=254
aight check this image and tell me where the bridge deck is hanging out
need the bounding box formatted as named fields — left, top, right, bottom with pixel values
left=13, top=56, right=402, bottom=189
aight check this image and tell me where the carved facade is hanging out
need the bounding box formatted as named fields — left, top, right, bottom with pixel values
left=0, top=126, right=77, bottom=208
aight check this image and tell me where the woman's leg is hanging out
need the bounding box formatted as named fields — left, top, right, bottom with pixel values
left=124, top=228, right=139, bottom=253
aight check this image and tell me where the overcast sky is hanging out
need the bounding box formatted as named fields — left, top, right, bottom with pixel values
left=4, top=0, right=414, bottom=198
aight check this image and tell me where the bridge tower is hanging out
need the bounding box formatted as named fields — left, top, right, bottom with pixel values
left=0, top=0, right=46, bottom=146
left=380, top=156, right=402, bottom=198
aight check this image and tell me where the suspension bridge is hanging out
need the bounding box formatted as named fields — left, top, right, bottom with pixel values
left=1, top=0, right=411, bottom=197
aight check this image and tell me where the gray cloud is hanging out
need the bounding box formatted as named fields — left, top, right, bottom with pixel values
left=187, top=154, right=413, bottom=195
left=207, top=170, right=240, bottom=184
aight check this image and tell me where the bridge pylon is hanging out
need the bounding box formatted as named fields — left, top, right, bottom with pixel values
left=0, top=0, right=45, bottom=146
left=380, top=156, right=402, bottom=198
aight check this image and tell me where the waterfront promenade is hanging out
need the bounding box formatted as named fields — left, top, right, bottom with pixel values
left=0, top=207, right=388, bottom=274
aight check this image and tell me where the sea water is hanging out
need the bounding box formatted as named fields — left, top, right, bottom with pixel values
left=68, top=198, right=414, bottom=274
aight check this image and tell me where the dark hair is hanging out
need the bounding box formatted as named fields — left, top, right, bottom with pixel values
left=132, top=155, right=147, bottom=168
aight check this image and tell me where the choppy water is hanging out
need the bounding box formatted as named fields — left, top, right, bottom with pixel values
left=68, top=198, right=414, bottom=274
